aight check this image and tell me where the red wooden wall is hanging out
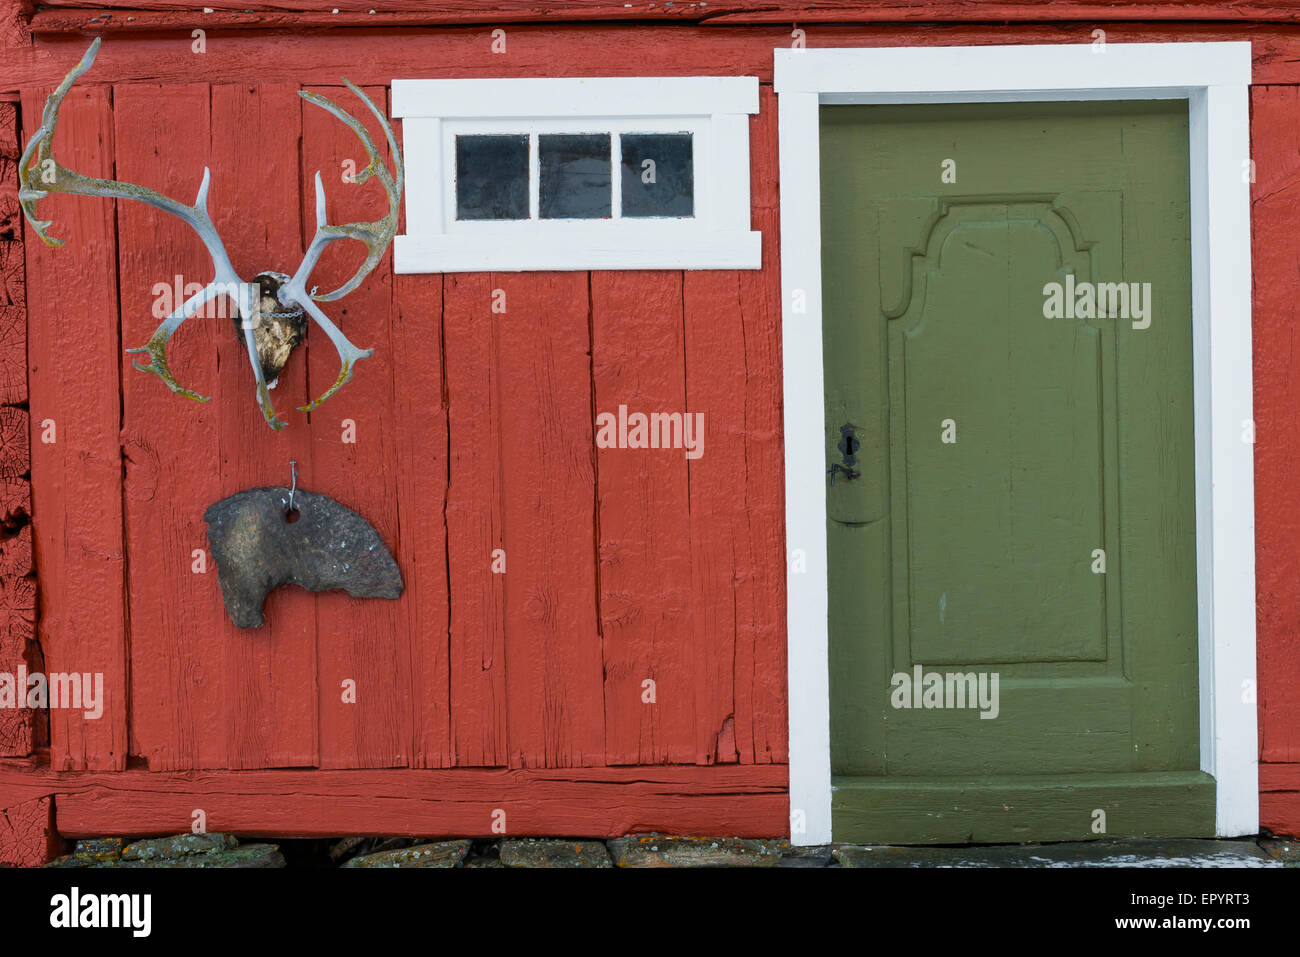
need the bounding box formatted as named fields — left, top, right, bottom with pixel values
left=0, top=1, right=1299, bottom=857
left=12, top=68, right=789, bottom=779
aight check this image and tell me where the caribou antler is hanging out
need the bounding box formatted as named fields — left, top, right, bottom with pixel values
left=18, top=38, right=404, bottom=430
left=278, top=81, right=404, bottom=413
left=19, top=37, right=267, bottom=415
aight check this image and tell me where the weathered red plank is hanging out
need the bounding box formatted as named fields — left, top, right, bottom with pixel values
left=442, top=273, right=507, bottom=767
left=0, top=763, right=788, bottom=838
left=302, top=84, right=411, bottom=768
left=683, top=92, right=785, bottom=766
left=733, top=87, right=787, bottom=764
left=212, top=81, right=319, bottom=769
left=591, top=272, right=695, bottom=765
left=1251, top=85, right=1300, bottom=766
left=0, top=795, right=60, bottom=866
left=391, top=270, right=451, bottom=769
left=29, top=0, right=1300, bottom=30
left=115, top=81, right=230, bottom=771
left=10, top=23, right=1300, bottom=93
left=22, top=82, right=128, bottom=771
left=496, top=273, right=605, bottom=768
left=1261, top=764, right=1300, bottom=836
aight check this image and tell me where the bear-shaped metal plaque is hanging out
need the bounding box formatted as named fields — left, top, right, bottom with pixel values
left=204, top=486, right=403, bottom=628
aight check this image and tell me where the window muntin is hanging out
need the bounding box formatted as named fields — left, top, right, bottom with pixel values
left=444, top=119, right=704, bottom=233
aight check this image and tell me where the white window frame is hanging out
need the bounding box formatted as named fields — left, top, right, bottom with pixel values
left=392, top=77, right=762, bottom=271
left=775, top=42, right=1257, bottom=846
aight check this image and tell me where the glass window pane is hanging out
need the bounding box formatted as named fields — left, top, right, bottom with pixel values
left=456, top=134, right=529, bottom=220
left=621, top=133, right=693, bottom=218
left=539, top=133, right=612, bottom=219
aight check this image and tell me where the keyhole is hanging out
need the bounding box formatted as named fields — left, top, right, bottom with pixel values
left=838, top=424, right=860, bottom=466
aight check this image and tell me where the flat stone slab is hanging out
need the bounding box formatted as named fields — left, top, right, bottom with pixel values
left=122, top=833, right=238, bottom=861
left=72, top=837, right=124, bottom=863
left=835, top=839, right=1281, bottom=868
left=500, top=839, right=611, bottom=868
left=48, top=841, right=285, bottom=868
left=127, top=843, right=285, bottom=868
left=608, top=834, right=788, bottom=868
left=1259, top=837, right=1300, bottom=865
left=780, top=845, right=836, bottom=868
left=341, top=839, right=471, bottom=868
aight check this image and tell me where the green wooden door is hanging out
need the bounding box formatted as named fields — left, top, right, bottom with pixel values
left=820, top=101, right=1212, bottom=844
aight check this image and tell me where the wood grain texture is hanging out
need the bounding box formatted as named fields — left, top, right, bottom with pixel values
left=833, top=772, right=1216, bottom=843
left=682, top=94, right=787, bottom=766
left=497, top=273, right=605, bottom=768
left=0, top=762, right=788, bottom=838
left=592, top=271, right=694, bottom=765
left=1250, top=85, right=1300, bottom=767
left=391, top=271, right=452, bottom=769
left=116, top=81, right=228, bottom=771
left=10, top=23, right=1300, bottom=94
left=0, top=795, right=60, bottom=866
left=442, top=273, right=507, bottom=767
left=1244, top=763, right=1299, bottom=836
left=0, top=307, right=27, bottom=405
left=22, top=82, right=128, bottom=771
left=302, top=84, right=411, bottom=769
left=212, top=81, right=318, bottom=769
left=29, top=0, right=1300, bottom=30
left=730, top=90, right=787, bottom=764
left=0, top=572, right=35, bottom=756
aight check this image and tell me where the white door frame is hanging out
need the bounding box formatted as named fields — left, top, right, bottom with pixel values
left=775, top=42, right=1257, bottom=846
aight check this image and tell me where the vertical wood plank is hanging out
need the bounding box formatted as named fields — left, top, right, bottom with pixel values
left=498, top=273, right=604, bottom=768
left=212, top=81, right=318, bottom=769
left=734, top=89, right=788, bottom=764
left=392, top=270, right=451, bottom=769
left=442, top=272, right=506, bottom=766
left=114, top=81, right=225, bottom=770
left=591, top=271, right=695, bottom=764
left=684, top=91, right=787, bottom=765
left=22, top=82, right=128, bottom=770
left=302, top=84, right=410, bottom=768
left=1251, top=85, right=1300, bottom=765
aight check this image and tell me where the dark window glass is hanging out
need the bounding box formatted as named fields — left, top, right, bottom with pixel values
left=539, top=134, right=611, bottom=219
left=456, top=134, right=529, bottom=220
left=621, top=133, right=693, bottom=218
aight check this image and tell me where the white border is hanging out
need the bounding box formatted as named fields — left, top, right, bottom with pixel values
left=391, top=76, right=762, bottom=271
left=775, top=43, right=1257, bottom=845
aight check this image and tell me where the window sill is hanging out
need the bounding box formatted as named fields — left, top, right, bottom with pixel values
left=394, top=229, right=761, bottom=272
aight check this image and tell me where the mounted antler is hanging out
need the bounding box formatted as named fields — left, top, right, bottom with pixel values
left=280, top=82, right=404, bottom=414
left=18, top=37, right=404, bottom=430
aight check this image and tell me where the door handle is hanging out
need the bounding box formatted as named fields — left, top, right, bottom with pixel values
left=828, top=463, right=861, bottom=485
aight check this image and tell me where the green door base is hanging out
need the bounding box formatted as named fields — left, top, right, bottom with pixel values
left=832, top=772, right=1216, bottom=845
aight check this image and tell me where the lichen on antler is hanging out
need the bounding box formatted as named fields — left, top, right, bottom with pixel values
left=17, top=38, right=405, bottom=430
left=279, top=81, right=405, bottom=413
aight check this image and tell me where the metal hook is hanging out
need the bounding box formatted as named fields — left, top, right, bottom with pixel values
left=288, top=459, right=297, bottom=512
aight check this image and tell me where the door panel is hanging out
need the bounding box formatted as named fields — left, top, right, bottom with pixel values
left=821, top=101, right=1210, bottom=842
